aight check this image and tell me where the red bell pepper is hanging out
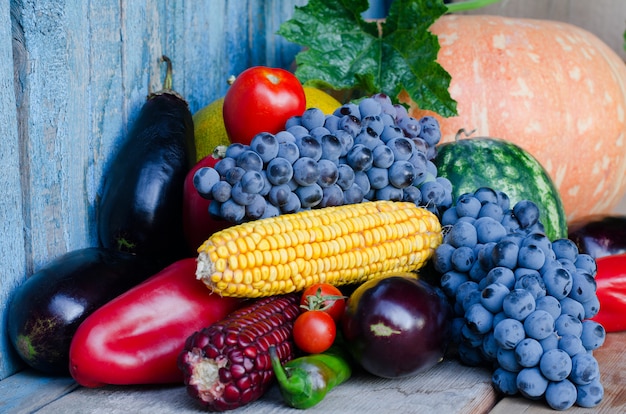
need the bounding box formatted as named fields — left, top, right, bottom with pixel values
left=69, top=258, right=244, bottom=387
left=592, top=253, right=626, bottom=332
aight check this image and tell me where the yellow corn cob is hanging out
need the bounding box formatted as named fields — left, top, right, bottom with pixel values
left=196, top=200, right=442, bottom=298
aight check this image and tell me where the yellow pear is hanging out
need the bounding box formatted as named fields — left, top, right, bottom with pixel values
left=192, top=97, right=231, bottom=162
left=303, top=86, right=341, bottom=115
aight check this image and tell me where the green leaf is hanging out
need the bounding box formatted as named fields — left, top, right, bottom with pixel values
left=278, top=0, right=457, bottom=117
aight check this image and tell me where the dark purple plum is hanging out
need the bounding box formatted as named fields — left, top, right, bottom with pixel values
left=341, top=274, right=452, bottom=378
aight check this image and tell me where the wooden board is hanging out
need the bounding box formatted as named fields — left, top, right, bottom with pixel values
left=2, top=332, right=625, bottom=413
left=1, top=358, right=497, bottom=414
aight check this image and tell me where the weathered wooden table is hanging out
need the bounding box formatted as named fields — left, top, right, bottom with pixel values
left=2, top=332, right=624, bottom=414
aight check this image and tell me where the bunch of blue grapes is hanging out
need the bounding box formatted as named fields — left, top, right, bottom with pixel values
left=434, top=187, right=606, bottom=410
left=192, top=93, right=453, bottom=223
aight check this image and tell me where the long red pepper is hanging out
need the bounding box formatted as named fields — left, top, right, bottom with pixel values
left=592, top=253, right=626, bottom=332
left=69, top=258, right=244, bottom=387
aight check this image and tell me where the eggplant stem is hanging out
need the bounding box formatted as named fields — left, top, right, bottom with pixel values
left=161, top=55, right=173, bottom=91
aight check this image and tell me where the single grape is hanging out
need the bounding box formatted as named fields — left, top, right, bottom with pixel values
left=372, top=145, right=395, bottom=169
left=451, top=246, right=475, bottom=273
left=225, top=143, right=248, bottom=159
left=535, top=295, right=562, bottom=321
left=480, top=282, right=510, bottom=313
left=441, top=270, right=469, bottom=297
left=580, top=320, right=606, bottom=351
left=295, top=183, right=323, bottom=208
left=465, top=303, right=494, bottom=334
left=214, top=156, right=236, bottom=177
left=386, top=137, right=414, bottom=161
left=559, top=296, right=585, bottom=320
left=539, top=348, right=572, bottom=381
left=491, top=239, right=520, bottom=269
left=301, top=107, right=326, bottom=130
left=220, top=199, right=245, bottom=223
left=316, top=159, right=339, bottom=188
left=569, top=353, right=600, bottom=385
left=445, top=220, right=478, bottom=248
left=266, top=157, right=294, bottom=186
left=231, top=182, right=257, bottom=205
left=361, top=115, right=385, bottom=137
left=281, top=192, right=301, bottom=214
left=380, top=124, right=404, bottom=143
left=485, top=266, right=516, bottom=290
left=367, top=167, right=389, bottom=190
left=516, top=367, right=548, bottom=399
left=545, top=380, right=577, bottom=411
left=319, top=184, right=344, bottom=208
left=211, top=181, right=232, bottom=203
left=558, top=334, right=586, bottom=357
left=249, top=132, right=279, bottom=163
left=343, top=183, right=364, bottom=204
left=193, top=167, right=220, bottom=198
left=309, top=126, right=331, bottom=140
left=402, top=185, right=421, bottom=204
left=417, top=116, right=441, bottom=146
left=397, top=116, right=421, bottom=138
left=551, top=238, right=579, bottom=262
left=542, top=266, right=573, bottom=300
left=474, top=217, right=507, bottom=244
left=336, top=164, right=355, bottom=190
left=268, top=184, right=292, bottom=207
left=523, top=309, right=555, bottom=340
left=388, top=161, right=416, bottom=189
left=517, top=244, right=546, bottom=270
left=375, top=185, right=403, bottom=201
left=555, top=314, right=583, bottom=337
left=320, top=134, right=342, bottom=161
left=333, top=102, right=360, bottom=119
left=346, top=144, right=373, bottom=171
left=502, top=289, right=536, bottom=321
left=493, top=317, right=525, bottom=350
left=339, top=114, right=361, bottom=136
left=295, top=135, right=322, bottom=161
left=569, top=270, right=597, bottom=303
left=492, top=367, right=519, bottom=396
left=513, top=200, right=540, bottom=229
left=353, top=171, right=371, bottom=195
left=275, top=130, right=296, bottom=144
left=277, top=141, right=300, bottom=164
left=292, top=157, right=320, bottom=186
left=497, top=347, right=522, bottom=372
left=515, top=273, right=547, bottom=300
left=515, top=338, right=544, bottom=367
left=419, top=180, right=447, bottom=208
left=245, top=194, right=267, bottom=220
left=576, top=378, right=604, bottom=408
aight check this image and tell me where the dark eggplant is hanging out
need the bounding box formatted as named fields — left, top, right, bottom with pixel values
left=7, top=247, right=160, bottom=375
left=98, top=56, right=195, bottom=264
left=568, top=214, right=626, bottom=259
left=341, top=273, right=452, bottom=379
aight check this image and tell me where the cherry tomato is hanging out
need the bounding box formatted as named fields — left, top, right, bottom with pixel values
left=293, top=310, right=336, bottom=354
left=182, top=154, right=232, bottom=255
left=300, top=283, right=347, bottom=323
left=223, top=66, right=306, bottom=145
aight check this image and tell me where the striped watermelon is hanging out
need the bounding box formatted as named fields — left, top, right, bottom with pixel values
left=434, top=137, right=567, bottom=241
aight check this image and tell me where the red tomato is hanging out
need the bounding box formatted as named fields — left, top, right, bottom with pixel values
left=223, top=66, right=306, bottom=145
left=182, top=154, right=232, bottom=255
left=300, top=283, right=346, bottom=322
left=293, top=310, right=336, bottom=354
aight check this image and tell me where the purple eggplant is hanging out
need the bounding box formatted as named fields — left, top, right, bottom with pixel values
left=341, top=274, right=452, bottom=379
left=567, top=215, right=626, bottom=259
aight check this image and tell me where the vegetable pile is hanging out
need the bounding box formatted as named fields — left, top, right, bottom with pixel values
left=6, top=0, right=626, bottom=412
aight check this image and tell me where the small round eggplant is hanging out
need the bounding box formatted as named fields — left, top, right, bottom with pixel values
left=568, top=215, right=626, bottom=259
left=341, top=274, right=452, bottom=379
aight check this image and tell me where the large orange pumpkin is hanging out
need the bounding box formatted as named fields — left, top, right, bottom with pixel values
left=402, top=14, right=626, bottom=222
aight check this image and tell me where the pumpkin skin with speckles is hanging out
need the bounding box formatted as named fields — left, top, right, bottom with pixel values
left=402, top=15, right=626, bottom=222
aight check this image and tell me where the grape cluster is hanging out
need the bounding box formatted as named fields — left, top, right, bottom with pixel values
left=435, top=187, right=606, bottom=410
left=193, top=93, right=453, bottom=223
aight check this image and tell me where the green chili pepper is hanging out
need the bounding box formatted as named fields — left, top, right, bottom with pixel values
left=269, top=345, right=352, bottom=409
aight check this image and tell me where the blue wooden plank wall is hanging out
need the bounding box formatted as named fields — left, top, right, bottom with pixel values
left=0, top=0, right=306, bottom=380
